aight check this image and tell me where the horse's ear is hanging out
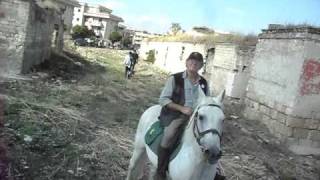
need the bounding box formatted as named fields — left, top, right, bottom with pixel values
left=216, top=89, right=226, bottom=103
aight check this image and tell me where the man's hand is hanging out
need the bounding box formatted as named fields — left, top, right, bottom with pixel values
left=180, top=106, right=193, bottom=116
left=166, top=103, right=193, bottom=116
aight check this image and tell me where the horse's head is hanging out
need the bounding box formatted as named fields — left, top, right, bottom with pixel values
left=192, top=89, right=225, bottom=164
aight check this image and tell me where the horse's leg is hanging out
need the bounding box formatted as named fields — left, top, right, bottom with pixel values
left=148, top=163, right=156, bottom=180
left=126, top=138, right=146, bottom=180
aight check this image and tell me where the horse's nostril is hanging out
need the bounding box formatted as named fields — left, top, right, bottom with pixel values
left=204, top=149, right=210, bottom=154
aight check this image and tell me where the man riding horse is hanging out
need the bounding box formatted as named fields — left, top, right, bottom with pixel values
left=156, top=52, right=225, bottom=180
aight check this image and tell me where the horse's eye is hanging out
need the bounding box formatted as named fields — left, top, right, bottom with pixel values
left=199, top=115, right=204, bottom=121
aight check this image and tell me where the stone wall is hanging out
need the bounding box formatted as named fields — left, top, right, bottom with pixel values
left=205, top=43, right=255, bottom=97
left=243, top=26, right=320, bottom=155
left=0, top=0, right=70, bottom=77
left=22, top=2, right=56, bottom=73
left=0, top=0, right=30, bottom=77
left=139, top=41, right=255, bottom=97
left=139, top=41, right=208, bottom=74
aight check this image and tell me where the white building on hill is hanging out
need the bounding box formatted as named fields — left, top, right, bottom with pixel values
left=72, top=2, right=123, bottom=39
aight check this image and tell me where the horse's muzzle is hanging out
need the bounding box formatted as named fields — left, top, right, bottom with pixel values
left=205, top=149, right=222, bottom=164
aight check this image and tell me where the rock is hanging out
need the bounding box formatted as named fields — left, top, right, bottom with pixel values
left=23, top=135, right=32, bottom=143
left=74, top=62, right=83, bottom=66
left=230, top=115, right=239, bottom=119
left=37, top=72, right=49, bottom=78
left=67, top=170, right=74, bottom=174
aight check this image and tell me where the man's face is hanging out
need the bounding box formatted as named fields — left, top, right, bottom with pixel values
left=186, top=59, right=203, bottom=73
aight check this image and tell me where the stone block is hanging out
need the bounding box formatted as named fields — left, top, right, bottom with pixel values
left=274, top=102, right=282, bottom=112
left=274, top=121, right=293, bottom=137
left=246, top=91, right=256, bottom=100
left=298, top=139, right=313, bottom=147
left=286, top=117, right=306, bottom=128
left=312, top=140, right=320, bottom=148
left=285, top=107, right=293, bottom=115
left=252, top=101, right=259, bottom=111
left=244, top=98, right=250, bottom=106
left=267, top=100, right=275, bottom=109
left=280, top=105, right=288, bottom=114
left=243, top=107, right=261, bottom=121
left=259, top=105, right=270, bottom=115
left=276, top=113, right=287, bottom=124
left=309, top=130, right=320, bottom=141
left=262, top=114, right=271, bottom=125
left=293, top=128, right=309, bottom=139
left=304, top=119, right=319, bottom=130
left=286, top=137, right=298, bottom=145
left=270, top=109, right=278, bottom=119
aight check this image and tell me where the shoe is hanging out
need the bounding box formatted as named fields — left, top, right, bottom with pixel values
left=214, top=173, right=226, bottom=180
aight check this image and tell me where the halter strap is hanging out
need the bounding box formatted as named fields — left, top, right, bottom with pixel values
left=192, top=103, right=223, bottom=147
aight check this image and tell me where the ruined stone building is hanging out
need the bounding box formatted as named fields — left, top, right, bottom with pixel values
left=139, top=24, right=320, bottom=155
left=0, top=0, right=79, bottom=78
left=72, top=2, right=123, bottom=40
left=243, top=25, right=320, bottom=155
left=139, top=38, right=256, bottom=100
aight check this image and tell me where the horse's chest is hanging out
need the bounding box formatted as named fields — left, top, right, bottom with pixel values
left=168, top=149, right=202, bottom=180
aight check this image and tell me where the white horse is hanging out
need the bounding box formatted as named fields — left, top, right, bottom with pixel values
left=127, top=89, right=225, bottom=180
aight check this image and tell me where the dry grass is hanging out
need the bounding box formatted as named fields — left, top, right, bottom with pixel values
left=2, top=46, right=319, bottom=180
left=148, top=33, right=258, bottom=46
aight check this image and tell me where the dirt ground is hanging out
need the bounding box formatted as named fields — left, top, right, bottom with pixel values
left=0, top=46, right=319, bottom=180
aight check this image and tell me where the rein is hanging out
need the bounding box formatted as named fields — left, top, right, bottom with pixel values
left=186, top=103, right=223, bottom=163
left=192, top=104, right=222, bottom=146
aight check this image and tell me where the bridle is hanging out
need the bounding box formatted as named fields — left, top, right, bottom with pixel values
left=191, top=103, right=223, bottom=160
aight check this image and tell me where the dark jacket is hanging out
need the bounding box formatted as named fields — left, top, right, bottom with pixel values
left=158, top=72, right=208, bottom=126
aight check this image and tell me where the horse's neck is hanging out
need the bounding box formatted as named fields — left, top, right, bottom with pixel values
left=182, top=119, right=202, bottom=156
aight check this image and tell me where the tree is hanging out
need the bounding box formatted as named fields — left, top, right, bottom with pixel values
left=121, top=36, right=132, bottom=48
left=71, top=25, right=95, bottom=39
left=170, top=23, right=182, bottom=35
left=109, top=31, right=122, bottom=44
left=146, top=49, right=155, bottom=63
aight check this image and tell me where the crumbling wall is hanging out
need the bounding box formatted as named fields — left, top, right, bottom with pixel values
left=206, top=43, right=237, bottom=95
left=140, top=41, right=255, bottom=97
left=230, top=45, right=255, bottom=99
left=139, top=41, right=208, bottom=73
left=22, top=2, right=55, bottom=73
left=0, top=0, right=67, bottom=76
left=205, top=43, right=254, bottom=97
left=243, top=26, right=320, bottom=155
left=0, top=0, right=30, bottom=77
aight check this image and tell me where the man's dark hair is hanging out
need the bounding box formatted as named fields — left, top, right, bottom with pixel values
left=187, top=52, right=203, bottom=63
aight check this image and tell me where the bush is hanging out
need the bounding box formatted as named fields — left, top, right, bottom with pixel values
left=121, top=36, right=132, bottom=48
left=145, top=50, right=155, bottom=63
left=71, top=25, right=95, bottom=39
left=109, top=31, right=122, bottom=44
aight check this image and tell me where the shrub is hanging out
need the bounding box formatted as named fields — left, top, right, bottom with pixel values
left=109, top=31, right=122, bottom=44
left=145, top=50, right=155, bottom=63
left=71, top=25, right=95, bottom=39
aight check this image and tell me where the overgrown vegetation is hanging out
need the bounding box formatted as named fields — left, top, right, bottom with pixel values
left=146, top=49, right=155, bottom=63
left=71, top=25, right=95, bottom=39
left=2, top=45, right=319, bottom=180
left=109, top=31, right=123, bottom=44
left=149, top=33, right=258, bottom=46
left=1, top=46, right=167, bottom=179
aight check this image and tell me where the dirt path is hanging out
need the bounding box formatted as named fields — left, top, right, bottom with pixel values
left=1, top=47, right=319, bottom=180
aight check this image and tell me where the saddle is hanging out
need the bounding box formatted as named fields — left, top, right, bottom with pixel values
left=145, top=121, right=182, bottom=161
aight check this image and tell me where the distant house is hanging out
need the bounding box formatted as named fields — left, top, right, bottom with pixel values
left=0, top=0, right=79, bottom=78
left=72, top=3, right=123, bottom=40
left=132, top=30, right=162, bottom=46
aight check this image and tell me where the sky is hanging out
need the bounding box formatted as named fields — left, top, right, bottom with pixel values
left=84, top=0, right=320, bottom=34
